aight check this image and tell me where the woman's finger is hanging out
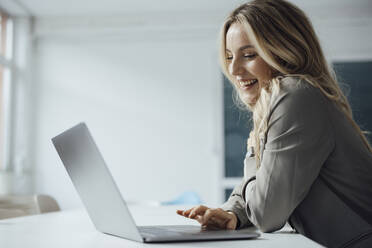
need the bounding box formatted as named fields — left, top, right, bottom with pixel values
left=176, top=205, right=207, bottom=219
left=176, top=209, right=186, bottom=216
left=177, top=210, right=189, bottom=218
left=188, top=205, right=208, bottom=219
left=176, top=208, right=193, bottom=217
left=178, top=207, right=237, bottom=230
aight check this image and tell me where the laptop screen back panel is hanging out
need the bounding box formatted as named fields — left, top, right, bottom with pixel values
left=52, top=123, right=143, bottom=242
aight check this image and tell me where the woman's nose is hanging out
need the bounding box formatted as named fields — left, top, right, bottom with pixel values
left=229, top=58, right=244, bottom=76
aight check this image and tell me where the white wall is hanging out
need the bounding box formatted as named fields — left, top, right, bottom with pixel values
left=31, top=20, right=225, bottom=209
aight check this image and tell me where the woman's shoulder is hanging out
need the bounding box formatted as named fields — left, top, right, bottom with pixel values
left=278, top=75, right=316, bottom=95
left=269, top=75, right=329, bottom=116
left=275, top=75, right=325, bottom=103
left=266, top=75, right=333, bottom=134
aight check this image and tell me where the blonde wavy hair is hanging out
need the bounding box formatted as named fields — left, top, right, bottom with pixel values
left=219, top=0, right=372, bottom=168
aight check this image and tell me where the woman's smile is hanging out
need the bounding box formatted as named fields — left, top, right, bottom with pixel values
left=239, top=79, right=259, bottom=91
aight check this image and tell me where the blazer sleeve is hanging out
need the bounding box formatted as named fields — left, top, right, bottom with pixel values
left=220, top=154, right=256, bottom=229
left=243, top=84, right=335, bottom=232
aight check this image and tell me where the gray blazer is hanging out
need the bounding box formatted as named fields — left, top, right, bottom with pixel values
left=221, top=76, right=372, bottom=248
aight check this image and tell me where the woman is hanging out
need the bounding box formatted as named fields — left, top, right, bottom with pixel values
left=177, top=0, right=372, bottom=247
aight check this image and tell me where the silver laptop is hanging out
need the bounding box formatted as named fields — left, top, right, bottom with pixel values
left=51, top=122, right=260, bottom=243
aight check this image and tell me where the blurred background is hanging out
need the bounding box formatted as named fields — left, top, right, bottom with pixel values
left=0, top=0, right=371, bottom=210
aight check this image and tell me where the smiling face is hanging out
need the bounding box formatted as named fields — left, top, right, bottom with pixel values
left=225, top=22, right=273, bottom=105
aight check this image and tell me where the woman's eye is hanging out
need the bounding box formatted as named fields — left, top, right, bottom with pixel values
left=243, top=53, right=256, bottom=59
left=226, top=55, right=233, bottom=60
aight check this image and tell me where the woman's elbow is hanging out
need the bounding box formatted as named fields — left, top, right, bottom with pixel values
left=246, top=206, right=286, bottom=232
left=257, top=220, right=285, bottom=233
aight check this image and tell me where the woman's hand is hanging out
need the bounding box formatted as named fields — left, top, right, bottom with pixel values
left=176, top=205, right=238, bottom=230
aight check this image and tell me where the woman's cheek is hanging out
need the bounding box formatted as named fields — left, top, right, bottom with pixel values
left=246, top=61, right=259, bottom=77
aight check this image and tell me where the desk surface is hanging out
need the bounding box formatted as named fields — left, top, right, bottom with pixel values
left=0, top=205, right=322, bottom=247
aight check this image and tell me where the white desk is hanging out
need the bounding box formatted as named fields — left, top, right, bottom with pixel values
left=0, top=205, right=322, bottom=247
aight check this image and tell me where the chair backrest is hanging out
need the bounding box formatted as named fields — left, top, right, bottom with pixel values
left=0, top=194, right=60, bottom=220
left=35, top=195, right=60, bottom=213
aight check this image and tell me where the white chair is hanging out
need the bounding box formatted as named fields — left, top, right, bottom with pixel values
left=0, top=194, right=60, bottom=220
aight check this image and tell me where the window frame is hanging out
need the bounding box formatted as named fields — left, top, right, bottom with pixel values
left=0, top=9, right=14, bottom=171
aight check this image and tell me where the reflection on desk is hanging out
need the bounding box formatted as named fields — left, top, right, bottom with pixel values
left=0, top=205, right=322, bottom=248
